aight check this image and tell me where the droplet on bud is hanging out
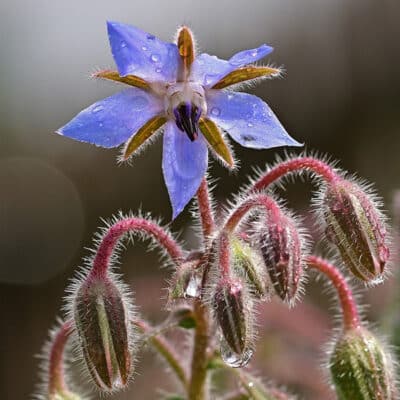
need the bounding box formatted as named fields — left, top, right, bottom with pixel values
left=73, top=274, right=134, bottom=392
left=220, top=336, right=253, bottom=368
left=212, top=277, right=254, bottom=367
left=322, top=179, right=390, bottom=282
left=330, top=327, right=396, bottom=400
left=258, top=210, right=304, bottom=305
left=167, top=255, right=203, bottom=306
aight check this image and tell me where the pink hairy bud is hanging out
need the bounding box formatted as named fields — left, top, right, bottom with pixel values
left=322, top=179, right=390, bottom=282
left=258, top=211, right=303, bottom=304
left=73, top=274, right=133, bottom=392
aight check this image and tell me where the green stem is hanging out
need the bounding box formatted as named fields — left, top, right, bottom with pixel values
left=134, top=320, right=189, bottom=391
left=189, top=299, right=210, bottom=400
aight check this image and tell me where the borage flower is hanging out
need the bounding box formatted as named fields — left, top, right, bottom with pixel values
left=57, top=22, right=301, bottom=218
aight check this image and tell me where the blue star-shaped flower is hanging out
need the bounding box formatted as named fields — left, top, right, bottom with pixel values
left=57, top=22, right=301, bottom=218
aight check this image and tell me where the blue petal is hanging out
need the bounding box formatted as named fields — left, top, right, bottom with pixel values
left=190, top=44, right=273, bottom=88
left=207, top=90, right=302, bottom=149
left=162, top=122, right=208, bottom=219
left=107, top=21, right=180, bottom=83
left=57, top=88, right=164, bottom=148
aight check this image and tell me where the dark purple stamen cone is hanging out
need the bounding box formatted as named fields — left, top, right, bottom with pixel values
left=213, top=278, right=248, bottom=355
left=323, top=179, right=390, bottom=282
left=259, top=212, right=302, bottom=304
left=173, top=102, right=200, bottom=141
left=73, top=275, right=132, bottom=391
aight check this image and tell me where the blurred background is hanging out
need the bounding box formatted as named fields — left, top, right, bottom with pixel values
left=1, top=0, right=400, bottom=398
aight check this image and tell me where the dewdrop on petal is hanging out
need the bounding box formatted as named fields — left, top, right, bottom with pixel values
left=257, top=210, right=304, bottom=305
left=212, top=277, right=254, bottom=367
left=330, top=327, right=396, bottom=400
left=73, top=273, right=134, bottom=392
left=322, top=179, right=390, bottom=282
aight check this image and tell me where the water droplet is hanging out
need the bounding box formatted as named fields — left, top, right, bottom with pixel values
left=220, top=337, right=253, bottom=368
left=184, top=274, right=201, bottom=298
left=155, top=67, right=162, bottom=73
left=227, top=94, right=234, bottom=100
left=251, top=50, right=258, bottom=57
left=141, top=45, right=148, bottom=51
left=120, top=41, right=127, bottom=49
left=92, top=105, right=103, bottom=114
left=204, top=74, right=216, bottom=85
left=150, top=53, right=160, bottom=63
left=130, top=96, right=149, bottom=110
left=247, top=122, right=253, bottom=127
left=147, top=34, right=155, bottom=41
left=99, top=122, right=104, bottom=128
left=210, top=107, right=221, bottom=117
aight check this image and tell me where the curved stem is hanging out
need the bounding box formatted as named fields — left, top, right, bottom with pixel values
left=134, top=319, right=189, bottom=390
left=306, top=255, right=360, bottom=331
left=197, top=178, right=215, bottom=239
left=90, top=217, right=184, bottom=278
left=224, top=193, right=281, bottom=233
left=48, top=320, right=73, bottom=396
left=251, top=156, right=339, bottom=192
left=189, top=299, right=210, bottom=400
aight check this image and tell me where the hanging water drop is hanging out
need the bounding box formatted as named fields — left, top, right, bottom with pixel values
left=184, top=273, right=201, bottom=298
left=120, top=41, right=127, bottom=49
left=220, top=337, right=253, bottom=368
left=142, top=45, right=148, bottom=51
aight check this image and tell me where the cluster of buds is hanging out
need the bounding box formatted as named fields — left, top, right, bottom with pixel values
left=35, top=155, right=397, bottom=400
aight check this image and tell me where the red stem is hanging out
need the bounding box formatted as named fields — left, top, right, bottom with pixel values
left=90, top=218, right=184, bottom=278
left=251, top=157, right=338, bottom=192
left=48, top=320, right=73, bottom=395
left=224, top=193, right=281, bottom=233
left=196, top=178, right=215, bottom=239
left=306, top=255, right=360, bottom=331
left=218, top=232, right=232, bottom=279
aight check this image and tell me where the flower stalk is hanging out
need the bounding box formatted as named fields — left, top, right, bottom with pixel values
left=306, top=255, right=360, bottom=331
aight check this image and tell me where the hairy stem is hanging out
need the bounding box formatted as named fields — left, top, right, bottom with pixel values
left=48, top=320, right=73, bottom=396
left=90, top=217, right=184, bottom=278
left=197, top=178, right=215, bottom=240
left=134, top=319, right=189, bottom=390
left=306, top=255, right=360, bottom=330
left=223, top=193, right=281, bottom=233
left=251, top=156, right=338, bottom=192
left=189, top=299, right=210, bottom=400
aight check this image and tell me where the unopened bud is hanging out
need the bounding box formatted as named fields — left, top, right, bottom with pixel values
left=258, top=211, right=303, bottom=304
left=323, top=179, right=390, bottom=282
left=213, top=277, right=254, bottom=367
left=231, top=237, right=267, bottom=299
left=50, top=392, right=82, bottom=400
left=330, top=327, right=396, bottom=400
left=73, top=274, right=134, bottom=392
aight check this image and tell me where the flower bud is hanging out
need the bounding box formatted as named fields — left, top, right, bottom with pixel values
left=258, top=211, right=303, bottom=304
left=330, top=327, right=396, bottom=400
left=212, top=277, right=254, bottom=367
left=50, top=391, right=82, bottom=400
left=322, top=179, right=390, bottom=282
left=231, top=237, right=267, bottom=299
left=73, top=274, right=134, bottom=392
